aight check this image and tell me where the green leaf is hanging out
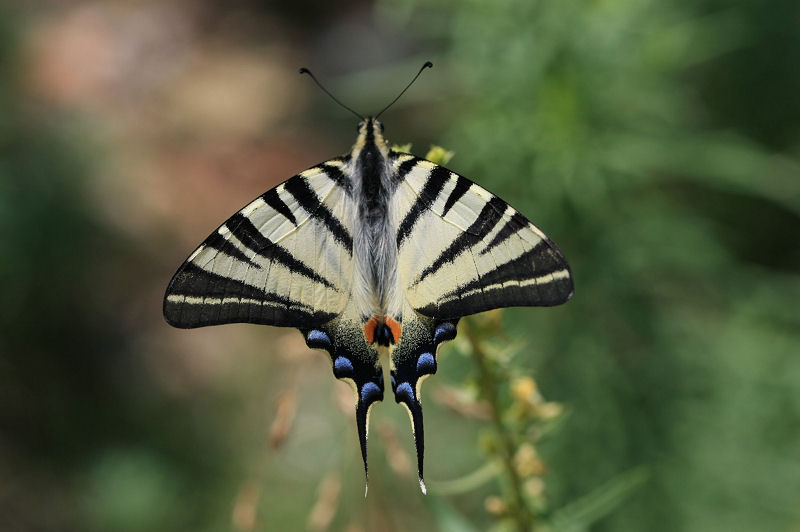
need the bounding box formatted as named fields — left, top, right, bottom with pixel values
left=549, top=467, right=650, bottom=532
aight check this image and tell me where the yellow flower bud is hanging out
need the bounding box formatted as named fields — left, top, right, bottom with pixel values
left=484, top=496, right=506, bottom=516
left=511, top=376, right=541, bottom=406
left=514, top=443, right=545, bottom=477
left=424, top=145, right=455, bottom=165
left=535, top=402, right=564, bottom=420
left=524, top=477, right=545, bottom=498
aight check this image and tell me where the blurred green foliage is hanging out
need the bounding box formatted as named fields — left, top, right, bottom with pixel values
left=2, top=0, right=800, bottom=530
left=0, top=7, right=243, bottom=531
left=381, top=0, right=800, bottom=530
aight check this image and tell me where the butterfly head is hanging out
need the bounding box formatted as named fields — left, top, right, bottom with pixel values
left=353, top=117, right=389, bottom=155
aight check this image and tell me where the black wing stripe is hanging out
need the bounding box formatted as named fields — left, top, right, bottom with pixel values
left=394, top=156, right=421, bottom=183
left=168, top=263, right=307, bottom=306
left=166, top=303, right=334, bottom=329
left=479, top=211, right=528, bottom=256
left=396, top=165, right=450, bottom=248
left=164, top=263, right=339, bottom=328
left=440, top=243, right=563, bottom=301
left=167, top=301, right=333, bottom=328
left=415, top=196, right=507, bottom=284
left=416, top=276, right=573, bottom=318
left=262, top=188, right=297, bottom=226
left=226, top=213, right=271, bottom=256
left=441, top=176, right=471, bottom=217
left=260, top=244, right=336, bottom=289
left=283, top=177, right=353, bottom=254
left=225, top=213, right=336, bottom=289
left=320, top=163, right=352, bottom=194
left=202, top=230, right=261, bottom=267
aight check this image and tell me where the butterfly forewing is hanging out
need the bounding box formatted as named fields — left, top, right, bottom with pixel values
left=392, top=153, right=573, bottom=320
left=163, top=158, right=356, bottom=329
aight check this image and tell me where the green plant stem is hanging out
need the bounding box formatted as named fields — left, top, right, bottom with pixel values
left=465, top=320, right=533, bottom=532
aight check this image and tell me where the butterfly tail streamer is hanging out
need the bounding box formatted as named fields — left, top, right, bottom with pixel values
left=391, top=314, right=459, bottom=494
left=396, top=386, right=427, bottom=494
left=304, top=321, right=384, bottom=495
left=355, top=392, right=377, bottom=496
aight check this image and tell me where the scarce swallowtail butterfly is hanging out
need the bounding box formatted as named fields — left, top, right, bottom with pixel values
left=163, top=62, right=573, bottom=495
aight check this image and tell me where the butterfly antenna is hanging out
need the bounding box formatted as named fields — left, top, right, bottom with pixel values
left=299, top=67, right=363, bottom=120
left=375, top=61, right=433, bottom=119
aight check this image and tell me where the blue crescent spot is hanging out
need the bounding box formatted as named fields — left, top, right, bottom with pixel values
left=396, top=382, right=415, bottom=403
left=334, top=356, right=353, bottom=375
left=391, top=375, right=397, bottom=390
left=434, top=322, right=456, bottom=344
left=361, top=382, right=382, bottom=403
left=307, top=329, right=331, bottom=346
left=416, top=352, right=436, bottom=374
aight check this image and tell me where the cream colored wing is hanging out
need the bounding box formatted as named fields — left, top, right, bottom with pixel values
left=164, top=157, right=355, bottom=329
left=392, top=153, right=573, bottom=319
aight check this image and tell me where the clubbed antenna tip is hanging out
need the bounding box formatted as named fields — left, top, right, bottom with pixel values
left=299, top=67, right=363, bottom=120
left=299, top=61, right=434, bottom=121
left=375, top=61, right=434, bottom=119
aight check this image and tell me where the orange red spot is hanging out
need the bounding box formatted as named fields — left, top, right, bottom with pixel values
left=385, top=316, right=402, bottom=344
left=364, top=316, right=379, bottom=344
left=363, top=316, right=402, bottom=345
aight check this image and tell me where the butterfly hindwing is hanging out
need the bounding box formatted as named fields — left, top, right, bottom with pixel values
left=303, top=319, right=384, bottom=493
left=389, top=304, right=458, bottom=494
left=391, top=154, right=573, bottom=320
left=163, top=157, right=356, bottom=329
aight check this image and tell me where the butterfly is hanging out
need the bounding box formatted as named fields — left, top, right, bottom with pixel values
left=163, top=62, right=573, bottom=494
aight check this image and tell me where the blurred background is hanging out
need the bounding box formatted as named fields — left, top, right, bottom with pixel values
left=2, top=0, right=800, bottom=530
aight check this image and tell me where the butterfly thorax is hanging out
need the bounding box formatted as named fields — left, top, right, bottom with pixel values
left=357, top=124, right=386, bottom=213
left=349, top=119, right=403, bottom=343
